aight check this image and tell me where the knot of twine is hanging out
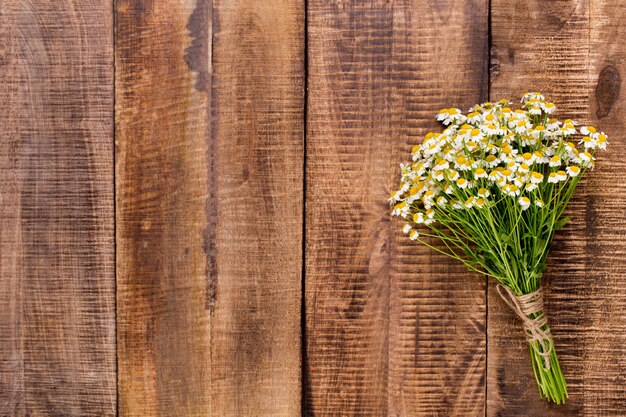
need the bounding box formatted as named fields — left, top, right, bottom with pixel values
left=496, top=284, right=553, bottom=369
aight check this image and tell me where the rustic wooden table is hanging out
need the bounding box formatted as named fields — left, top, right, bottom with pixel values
left=1, top=0, right=624, bottom=416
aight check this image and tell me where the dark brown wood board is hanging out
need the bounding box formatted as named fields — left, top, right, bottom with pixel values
left=115, top=0, right=303, bottom=416
left=305, top=1, right=489, bottom=415
left=0, top=0, right=116, bottom=415
left=489, top=0, right=626, bottom=415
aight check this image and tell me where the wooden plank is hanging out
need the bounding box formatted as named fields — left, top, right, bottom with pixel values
left=115, top=0, right=304, bottom=415
left=305, top=1, right=488, bottom=415
left=489, top=0, right=626, bottom=414
left=0, top=1, right=115, bottom=415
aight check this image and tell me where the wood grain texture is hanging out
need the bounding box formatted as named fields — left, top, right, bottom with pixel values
left=489, top=0, right=626, bottom=415
left=116, top=0, right=303, bottom=415
left=0, top=0, right=115, bottom=415
left=305, top=1, right=488, bottom=415
left=210, top=0, right=304, bottom=415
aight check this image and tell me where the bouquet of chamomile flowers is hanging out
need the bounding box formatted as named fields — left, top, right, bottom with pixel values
left=390, top=92, right=607, bottom=404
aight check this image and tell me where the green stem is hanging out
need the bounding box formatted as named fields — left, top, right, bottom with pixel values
left=527, top=326, right=568, bottom=404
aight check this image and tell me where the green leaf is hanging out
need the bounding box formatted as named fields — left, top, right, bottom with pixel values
left=554, top=216, right=570, bottom=230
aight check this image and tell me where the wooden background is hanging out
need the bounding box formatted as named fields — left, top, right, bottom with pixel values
left=0, top=0, right=625, bottom=416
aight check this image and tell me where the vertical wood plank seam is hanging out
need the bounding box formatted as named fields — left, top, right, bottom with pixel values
left=113, top=0, right=118, bottom=415
left=485, top=0, right=492, bottom=414
left=302, top=1, right=309, bottom=415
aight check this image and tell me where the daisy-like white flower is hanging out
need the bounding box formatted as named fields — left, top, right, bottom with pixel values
left=517, top=163, right=530, bottom=175
left=596, top=133, right=608, bottom=150
left=579, top=151, right=594, bottom=166
left=535, top=199, right=545, bottom=207
left=455, top=156, right=471, bottom=171
left=467, top=111, right=482, bottom=124
left=555, top=170, right=567, bottom=182
left=436, top=108, right=466, bottom=125
left=566, top=165, right=581, bottom=177
left=466, top=141, right=478, bottom=152
left=525, top=183, right=539, bottom=192
left=519, top=196, right=531, bottom=210
left=546, top=118, right=561, bottom=130
left=392, top=201, right=409, bottom=216
left=513, top=119, right=530, bottom=134
left=560, top=122, right=577, bottom=136
left=403, top=224, right=412, bottom=234
left=389, top=189, right=403, bottom=203
left=549, top=156, right=561, bottom=167
left=530, top=125, right=548, bottom=140
left=484, top=155, right=498, bottom=168
left=409, top=230, right=419, bottom=240
left=457, top=178, right=470, bottom=189
left=580, top=136, right=595, bottom=149
left=530, top=172, right=544, bottom=184
left=540, top=101, right=556, bottom=114
left=521, top=91, right=545, bottom=103
left=474, top=168, right=488, bottom=179
left=477, top=187, right=490, bottom=198
left=580, top=126, right=597, bottom=135
left=548, top=172, right=559, bottom=184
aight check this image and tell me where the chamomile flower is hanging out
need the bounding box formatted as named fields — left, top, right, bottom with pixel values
left=596, top=133, right=608, bottom=150
left=546, top=118, right=561, bottom=130
left=548, top=172, right=559, bottom=184
left=392, top=201, right=409, bottom=216
left=530, top=172, right=544, bottom=184
left=467, top=111, right=482, bottom=124
left=560, top=122, right=577, bottom=136
left=522, top=92, right=545, bottom=102
left=579, top=151, right=593, bottom=165
left=528, top=105, right=542, bottom=116
left=513, top=119, right=530, bottom=134
left=518, top=196, right=531, bottom=210
left=549, top=156, right=561, bottom=167
left=474, top=168, right=488, bottom=179
left=525, top=183, right=539, bottom=192
left=580, top=126, right=596, bottom=135
left=437, top=108, right=466, bottom=125
left=566, top=165, right=581, bottom=177
left=403, top=224, right=412, bottom=234
left=540, top=101, right=556, bottom=114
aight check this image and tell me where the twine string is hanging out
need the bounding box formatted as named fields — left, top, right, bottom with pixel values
left=496, top=284, right=553, bottom=369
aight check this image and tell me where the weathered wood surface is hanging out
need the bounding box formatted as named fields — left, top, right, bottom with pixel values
left=0, top=0, right=116, bottom=415
left=115, top=0, right=303, bottom=416
left=0, top=0, right=625, bottom=415
left=305, top=1, right=489, bottom=415
left=489, top=0, right=626, bottom=415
